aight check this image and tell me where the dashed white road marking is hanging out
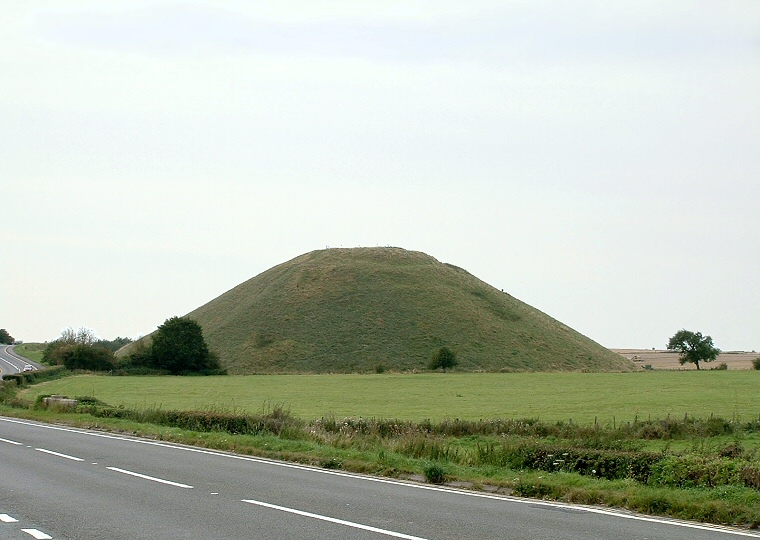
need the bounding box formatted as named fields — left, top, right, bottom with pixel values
left=243, top=499, right=429, bottom=540
left=107, top=467, right=193, bottom=489
left=0, top=437, right=23, bottom=445
left=21, top=529, right=52, bottom=539
left=0, top=514, right=19, bottom=523
left=35, top=448, right=84, bottom=461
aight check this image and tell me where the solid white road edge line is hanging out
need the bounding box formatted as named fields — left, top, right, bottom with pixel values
left=0, top=514, right=19, bottom=523
left=4, top=417, right=759, bottom=538
left=242, top=499, right=429, bottom=540
left=35, top=448, right=84, bottom=461
left=107, top=467, right=193, bottom=489
left=21, top=529, right=53, bottom=540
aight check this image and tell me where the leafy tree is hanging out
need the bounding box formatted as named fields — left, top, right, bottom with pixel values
left=43, top=327, right=102, bottom=365
left=57, top=326, right=96, bottom=346
left=429, top=346, right=458, bottom=372
left=666, top=329, right=720, bottom=370
left=60, top=344, right=115, bottom=371
left=0, top=329, right=14, bottom=344
left=148, top=317, right=221, bottom=375
left=96, top=336, right=133, bottom=352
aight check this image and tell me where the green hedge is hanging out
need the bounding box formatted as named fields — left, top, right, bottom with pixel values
left=650, top=455, right=760, bottom=489
left=472, top=441, right=658, bottom=482
left=1, top=366, right=69, bottom=386
left=80, top=405, right=302, bottom=437
left=314, top=415, right=758, bottom=440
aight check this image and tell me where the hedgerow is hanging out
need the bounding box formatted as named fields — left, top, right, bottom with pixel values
left=1, top=366, right=69, bottom=386
left=81, top=404, right=303, bottom=437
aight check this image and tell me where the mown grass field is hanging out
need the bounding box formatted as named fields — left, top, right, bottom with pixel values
left=22, top=370, right=760, bottom=424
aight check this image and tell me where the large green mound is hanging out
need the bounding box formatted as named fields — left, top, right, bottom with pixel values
left=181, top=247, right=633, bottom=374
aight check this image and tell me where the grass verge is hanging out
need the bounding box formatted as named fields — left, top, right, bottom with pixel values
left=2, top=386, right=759, bottom=530
left=12, top=343, right=46, bottom=363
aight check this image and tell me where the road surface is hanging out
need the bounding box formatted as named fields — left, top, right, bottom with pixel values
left=0, top=346, right=39, bottom=376
left=1, top=417, right=757, bottom=539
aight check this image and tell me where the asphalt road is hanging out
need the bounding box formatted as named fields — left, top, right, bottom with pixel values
left=0, top=346, right=38, bottom=376
left=1, top=417, right=758, bottom=540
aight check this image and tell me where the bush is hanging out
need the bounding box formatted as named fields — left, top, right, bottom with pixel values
left=428, top=346, right=458, bottom=372
left=740, top=463, right=760, bottom=489
left=61, top=344, right=115, bottom=371
left=472, top=441, right=658, bottom=482
left=752, top=357, right=760, bottom=370
left=141, top=317, right=222, bottom=375
left=648, top=455, right=744, bottom=488
left=1, top=366, right=68, bottom=387
left=423, top=463, right=447, bottom=484
left=86, top=405, right=302, bottom=437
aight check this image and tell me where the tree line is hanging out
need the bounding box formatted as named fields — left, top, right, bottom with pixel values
left=42, top=317, right=224, bottom=375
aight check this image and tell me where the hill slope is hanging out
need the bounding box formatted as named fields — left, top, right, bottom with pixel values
left=183, top=247, right=633, bottom=374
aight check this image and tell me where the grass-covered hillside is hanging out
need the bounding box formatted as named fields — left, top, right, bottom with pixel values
left=177, top=247, right=632, bottom=374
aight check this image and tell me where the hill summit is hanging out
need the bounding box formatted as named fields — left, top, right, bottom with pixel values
left=183, top=247, right=632, bottom=374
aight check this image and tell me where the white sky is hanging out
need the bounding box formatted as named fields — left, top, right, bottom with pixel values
left=2, top=1, right=759, bottom=351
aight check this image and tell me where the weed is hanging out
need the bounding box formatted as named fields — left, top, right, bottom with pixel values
left=423, top=463, right=447, bottom=484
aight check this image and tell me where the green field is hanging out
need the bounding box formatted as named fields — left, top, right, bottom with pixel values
left=23, top=370, right=760, bottom=424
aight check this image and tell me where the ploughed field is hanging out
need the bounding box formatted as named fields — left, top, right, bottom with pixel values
left=614, top=349, right=758, bottom=370
left=23, top=370, right=760, bottom=425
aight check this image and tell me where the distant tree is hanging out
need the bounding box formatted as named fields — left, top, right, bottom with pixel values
left=55, top=327, right=97, bottom=346
left=61, top=344, right=115, bottom=371
left=148, top=317, right=221, bottom=375
left=43, top=327, right=100, bottom=365
left=429, top=346, right=458, bottom=372
left=666, top=329, right=720, bottom=370
left=96, top=336, right=133, bottom=352
left=0, top=329, right=14, bottom=344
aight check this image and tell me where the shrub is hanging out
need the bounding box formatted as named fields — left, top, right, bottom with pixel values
left=61, top=344, right=115, bottom=371
left=471, top=441, right=658, bottom=482
left=752, top=357, right=760, bottom=370
left=740, top=463, right=760, bottom=489
left=142, top=316, right=222, bottom=375
left=1, top=366, right=69, bottom=387
left=320, top=458, right=342, bottom=469
left=85, top=404, right=303, bottom=437
left=648, top=455, right=743, bottom=488
left=428, top=346, right=458, bottom=372
left=423, top=463, right=447, bottom=484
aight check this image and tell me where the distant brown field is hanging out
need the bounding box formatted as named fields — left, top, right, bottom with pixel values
left=613, top=349, right=759, bottom=370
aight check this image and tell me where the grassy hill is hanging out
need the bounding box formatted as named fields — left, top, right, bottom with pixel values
left=177, top=247, right=632, bottom=374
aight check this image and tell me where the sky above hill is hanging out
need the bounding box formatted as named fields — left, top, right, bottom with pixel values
left=2, top=1, right=759, bottom=351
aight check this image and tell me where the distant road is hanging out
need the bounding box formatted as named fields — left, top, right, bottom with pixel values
left=1, top=418, right=758, bottom=540
left=0, top=346, right=39, bottom=376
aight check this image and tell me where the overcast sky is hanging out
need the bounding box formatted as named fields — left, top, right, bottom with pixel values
left=2, top=1, right=759, bottom=351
